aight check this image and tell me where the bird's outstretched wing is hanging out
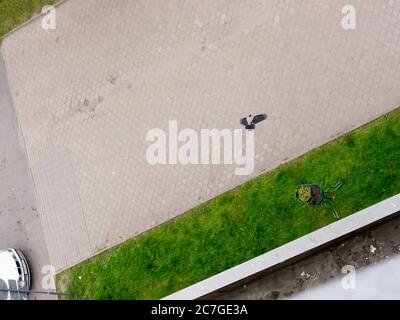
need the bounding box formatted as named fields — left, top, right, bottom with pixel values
left=252, top=114, right=267, bottom=124
left=240, top=117, right=248, bottom=126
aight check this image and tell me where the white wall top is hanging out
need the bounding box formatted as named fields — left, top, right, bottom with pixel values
left=163, top=194, right=400, bottom=300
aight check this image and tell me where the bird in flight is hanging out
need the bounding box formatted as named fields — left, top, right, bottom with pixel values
left=240, top=114, right=267, bottom=130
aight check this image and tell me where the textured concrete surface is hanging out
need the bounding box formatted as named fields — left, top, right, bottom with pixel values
left=289, top=254, right=400, bottom=299
left=0, top=54, right=54, bottom=300
left=216, top=213, right=400, bottom=300
left=164, top=195, right=400, bottom=300
left=1, top=0, right=400, bottom=271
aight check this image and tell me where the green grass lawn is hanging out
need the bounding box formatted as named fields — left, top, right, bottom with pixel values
left=0, top=0, right=56, bottom=38
left=58, top=107, right=400, bottom=299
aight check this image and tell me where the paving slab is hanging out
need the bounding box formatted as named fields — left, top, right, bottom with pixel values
left=1, top=0, right=400, bottom=271
left=0, top=53, right=54, bottom=299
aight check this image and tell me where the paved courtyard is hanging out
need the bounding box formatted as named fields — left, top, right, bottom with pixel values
left=0, top=55, right=54, bottom=299
left=1, top=0, right=400, bottom=271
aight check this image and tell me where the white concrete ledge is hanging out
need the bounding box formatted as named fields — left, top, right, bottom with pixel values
left=163, top=194, right=400, bottom=300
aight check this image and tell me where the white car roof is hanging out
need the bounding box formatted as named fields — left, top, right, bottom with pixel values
left=0, top=250, right=19, bottom=283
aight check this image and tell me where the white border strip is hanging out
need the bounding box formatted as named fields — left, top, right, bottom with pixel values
left=163, top=194, right=400, bottom=300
